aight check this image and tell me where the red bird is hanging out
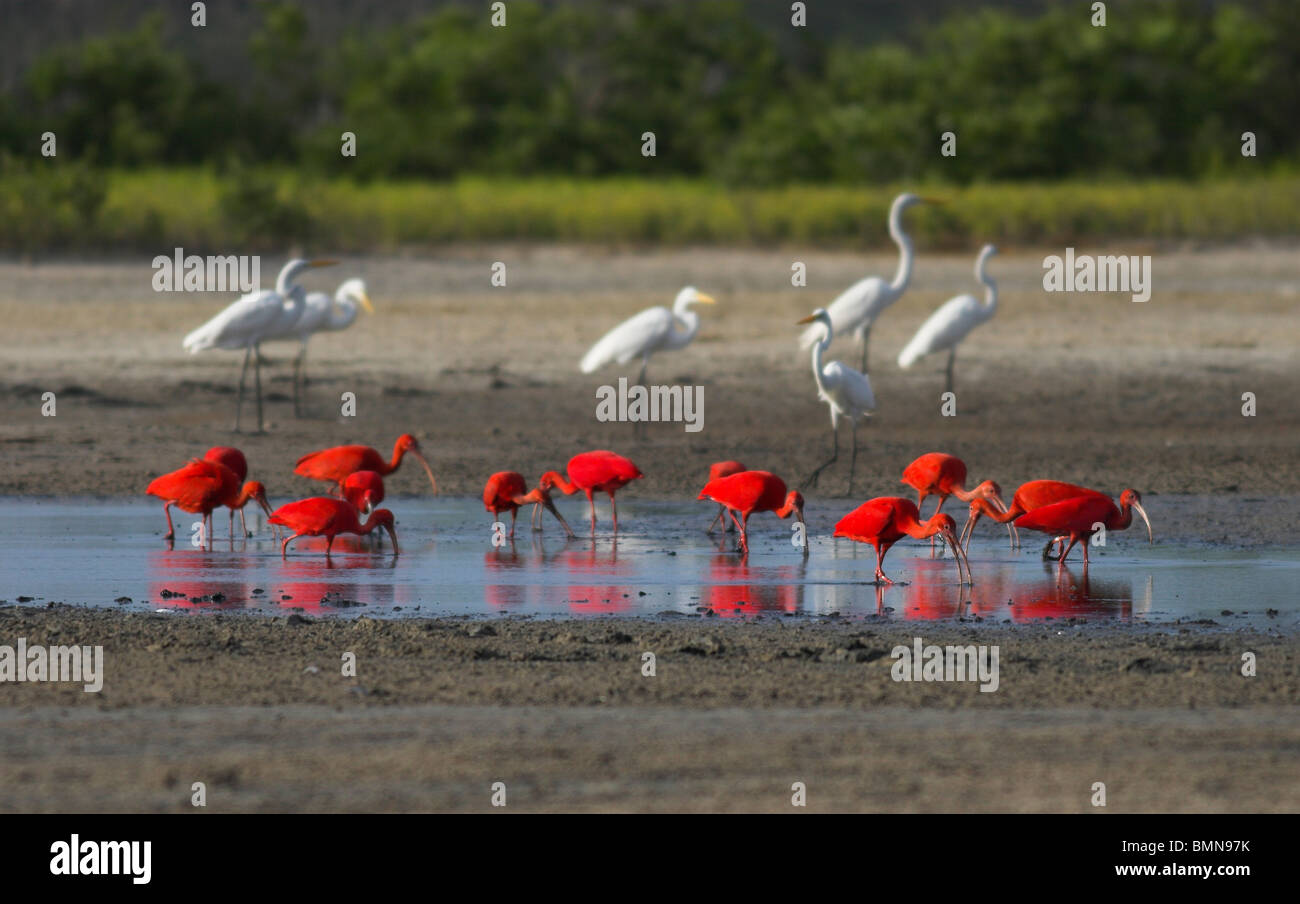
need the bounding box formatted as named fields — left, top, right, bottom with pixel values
left=295, top=434, right=437, bottom=494
left=705, top=460, right=747, bottom=533
left=697, top=470, right=804, bottom=554
left=203, top=446, right=260, bottom=536
left=833, top=497, right=971, bottom=585
left=539, top=450, right=643, bottom=533
left=901, top=453, right=1008, bottom=550
left=1013, top=490, right=1152, bottom=567
left=146, top=459, right=271, bottom=541
left=342, top=470, right=385, bottom=514
left=483, top=471, right=575, bottom=538
left=269, top=497, right=399, bottom=557
left=963, top=480, right=1152, bottom=551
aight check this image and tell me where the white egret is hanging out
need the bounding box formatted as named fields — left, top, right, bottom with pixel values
left=798, top=192, right=940, bottom=372
left=897, top=244, right=998, bottom=394
left=265, top=277, right=373, bottom=416
left=182, top=258, right=337, bottom=432
left=796, top=308, right=877, bottom=492
left=580, top=286, right=716, bottom=386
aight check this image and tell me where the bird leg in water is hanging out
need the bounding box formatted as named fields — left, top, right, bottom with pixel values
left=161, top=502, right=176, bottom=540
left=945, top=347, right=956, bottom=396
left=610, top=491, right=620, bottom=533
left=859, top=326, right=871, bottom=373
left=1042, top=536, right=1065, bottom=560
left=235, top=346, right=252, bottom=432
left=803, top=422, right=839, bottom=489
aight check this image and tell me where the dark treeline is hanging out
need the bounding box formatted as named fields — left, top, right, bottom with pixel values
left=2, top=0, right=1296, bottom=184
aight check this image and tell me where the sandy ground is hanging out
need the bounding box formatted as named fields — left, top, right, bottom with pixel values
left=0, top=607, right=1296, bottom=812
left=2, top=244, right=1298, bottom=813
left=0, top=244, right=1297, bottom=501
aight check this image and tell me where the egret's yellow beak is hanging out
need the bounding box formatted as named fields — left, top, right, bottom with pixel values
left=358, top=291, right=375, bottom=314
left=694, top=292, right=716, bottom=304
left=309, top=259, right=340, bottom=268
left=796, top=314, right=817, bottom=324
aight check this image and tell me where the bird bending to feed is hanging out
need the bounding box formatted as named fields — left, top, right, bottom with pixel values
left=146, top=459, right=271, bottom=541
left=1013, top=490, right=1151, bottom=568
left=580, top=287, right=715, bottom=386
left=697, top=470, right=805, bottom=555
left=265, top=277, right=373, bottom=416
left=182, top=258, right=338, bottom=432
left=704, top=460, right=747, bottom=533
left=799, top=192, right=939, bottom=372
left=202, top=446, right=255, bottom=536
left=962, top=480, right=1152, bottom=552
left=900, top=452, right=1009, bottom=551
left=342, top=470, right=385, bottom=515
left=797, top=308, right=876, bottom=492
left=295, top=434, right=437, bottom=494
left=269, top=497, right=399, bottom=557
left=833, top=497, right=971, bottom=586
left=898, top=244, right=999, bottom=394
left=539, top=450, right=643, bottom=534
left=484, top=471, right=575, bottom=538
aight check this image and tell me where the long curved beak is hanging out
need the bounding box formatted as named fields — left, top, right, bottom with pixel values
left=358, top=291, right=375, bottom=314
left=385, top=523, right=400, bottom=556
left=413, top=450, right=438, bottom=494
left=542, top=495, right=575, bottom=539
left=943, top=529, right=972, bottom=586
left=1133, top=500, right=1152, bottom=544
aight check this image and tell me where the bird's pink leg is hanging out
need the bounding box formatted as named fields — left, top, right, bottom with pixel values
left=739, top=512, right=750, bottom=554
left=281, top=534, right=294, bottom=558
left=162, top=502, right=176, bottom=540
left=610, top=492, right=619, bottom=533
left=325, top=535, right=334, bottom=558
left=508, top=509, right=517, bottom=539
left=1057, top=535, right=1079, bottom=564
left=585, top=489, right=596, bottom=534
left=238, top=506, right=248, bottom=538
left=874, top=544, right=894, bottom=585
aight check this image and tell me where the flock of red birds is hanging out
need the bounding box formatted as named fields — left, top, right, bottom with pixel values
left=146, top=438, right=1152, bottom=582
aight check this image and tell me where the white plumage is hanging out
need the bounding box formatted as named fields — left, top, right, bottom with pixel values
left=262, top=277, right=373, bottom=415
left=180, top=258, right=337, bottom=431
left=798, top=192, right=937, bottom=371
left=897, top=244, right=998, bottom=392
left=797, top=307, right=876, bottom=492
left=580, top=286, right=715, bottom=383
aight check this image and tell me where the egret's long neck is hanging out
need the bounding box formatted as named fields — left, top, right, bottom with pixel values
left=888, top=205, right=914, bottom=294
left=327, top=294, right=360, bottom=330
left=810, top=324, right=832, bottom=396
left=275, top=265, right=299, bottom=296
left=671, top=307, right=701, bottom=347
left=977, top=256, right=997, bottom=317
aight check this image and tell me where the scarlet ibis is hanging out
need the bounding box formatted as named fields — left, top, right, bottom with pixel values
left=833, top=497, right=971, bottom=585
left=146, top=459, right=271, bottom=541
left=705, top=460, right=747, bottom=533
left=539, top=450, right=643, bottom=533
left=203, top=446, right=261, bottom=536
left=797, top=193, right=940, bottom=373
left=269, top=497, right=399, bottom=557
left=797, top=309, right=876, bottom=492
left=295, top=433, right=437, bottom=494
left=901, top=452, right=1009, bottom=552
left=897, top=244, right=998, bottom=394
left=483, top=471, right=574, bottom=538
left=342, top=470, right=385, bottom=514
left=697, top=470, right=805, bottom=555
left=1013, top=490, right=1151, bottom=567
left=963, top=480, right=1153, bottom=551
